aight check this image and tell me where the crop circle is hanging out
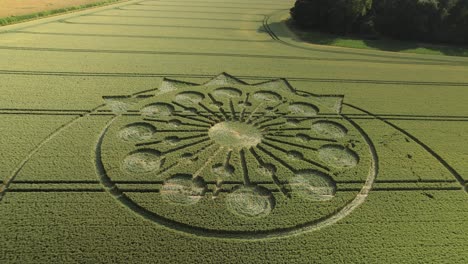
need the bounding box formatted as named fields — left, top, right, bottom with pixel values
left=97, top=74, right=377, bottom=239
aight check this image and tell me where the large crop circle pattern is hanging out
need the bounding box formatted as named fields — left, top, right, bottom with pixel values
left=97, top=74, right=377, bottom=239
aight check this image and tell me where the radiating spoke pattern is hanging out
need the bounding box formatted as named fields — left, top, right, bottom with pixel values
left=102, top=73, right=370, bottom=226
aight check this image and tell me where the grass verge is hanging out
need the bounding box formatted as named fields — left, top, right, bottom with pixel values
left=0, top=0, right=127, bottom=26
left=286, top=19, right=468, bottom=57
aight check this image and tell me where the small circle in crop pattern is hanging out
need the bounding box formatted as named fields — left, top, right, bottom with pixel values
left=160, top=175, right=207, bottom=205
left=226, top=186, right=275, bottom=218
left=175, top=91, right=205, bottom=105
left=289, top=170, right=336, bottom=201
left=118, top=122, right=156, bottom=142
left=318, top=145, right=359, bottom=168
left=141, top=103, right=174, bottom=117
left=312, top=120, right=348, bottom=139
left=122, top=149, right=162, bottom=173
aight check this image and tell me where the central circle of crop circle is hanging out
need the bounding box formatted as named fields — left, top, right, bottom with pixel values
left=208, top=121, right=262, bottom=148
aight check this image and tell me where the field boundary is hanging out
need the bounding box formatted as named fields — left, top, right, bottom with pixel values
left=0, top=0, right=130, bottom=27
left=0, top=0, right=141, bottom=33
left=287, top=21, right=468, bottom=58
left=264, top=10, right=468, bottom=64
left=267, top=10, right=468, bottom=58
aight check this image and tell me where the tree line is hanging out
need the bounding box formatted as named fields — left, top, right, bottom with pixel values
left=290, top=0, right=468, bottom=45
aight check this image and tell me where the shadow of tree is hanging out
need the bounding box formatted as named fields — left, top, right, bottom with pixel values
left=258, top=19, right=468, bottom=57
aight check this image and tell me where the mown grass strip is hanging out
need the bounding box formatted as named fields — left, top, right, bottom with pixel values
left=0, top=0, right=128, bottom=27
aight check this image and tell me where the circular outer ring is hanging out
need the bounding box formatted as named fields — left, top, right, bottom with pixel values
left=95, top=114, right=378, bottom=240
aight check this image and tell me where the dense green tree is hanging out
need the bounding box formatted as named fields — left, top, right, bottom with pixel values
left=441, top=0, right=468, bottom=43
left=290, top=0, right=468, bottom=44
left=289, top=0, right=329, bottom=29
left=290, top=0, right=372, bottom=34
left=373, top=0, right=440, bottom=41
left=373, top=0, right=468, bottom=43
left=328, top=0, right=373, bottom=34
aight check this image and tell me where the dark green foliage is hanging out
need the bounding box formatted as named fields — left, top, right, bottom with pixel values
left=329, top=0, right=373, bottom=34
left=373, top=0, right=440, bottom=41
left=290, top=0, right=373, bottom=34
left=289, top=0, right=328, bottom=29
left=374, top=0, right=468, bottom=44
left=291, top=0, right=468, bottom=44
left=437, top=0, right=468, bottom=44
